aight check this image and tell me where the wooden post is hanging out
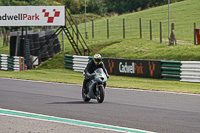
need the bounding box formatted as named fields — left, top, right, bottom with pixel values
left=19, top=56, right=22, bottom=71
left=123, top=18, right=125, bottom=39
left=194, top=23, right=196, bottom=45
left=92, top=20, right=94, bottom=38
left=140, top=18, right=142, bottom=38
left=150, top=20, right=152, bottom=40
left=169, top=23, right=177, bottom=46
left=171, top=23, right=174, bottom=45
left=107, top=19, right=109, bottom=39
left=160, top=22, right=162, bottom=43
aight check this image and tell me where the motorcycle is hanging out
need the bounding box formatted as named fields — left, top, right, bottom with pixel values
left=82, top=68, right=107, bottom=103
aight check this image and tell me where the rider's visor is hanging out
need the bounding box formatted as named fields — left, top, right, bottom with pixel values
left=94, top=58, right=101, bottom=63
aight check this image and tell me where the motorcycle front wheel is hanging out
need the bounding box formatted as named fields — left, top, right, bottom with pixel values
left=96, top=86, right=105, bottom=103
left=82, top=87, right=91, bottom=102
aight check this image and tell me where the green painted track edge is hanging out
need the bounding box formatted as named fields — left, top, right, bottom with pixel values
left=0, top=109, right=154, bottom=133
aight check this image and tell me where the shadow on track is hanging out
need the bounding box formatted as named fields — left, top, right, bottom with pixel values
left=48, top=101, right=97, bottom=104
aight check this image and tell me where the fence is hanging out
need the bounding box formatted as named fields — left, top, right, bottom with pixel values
left=65, top=54, right=200, bottom=83
left=0, top=54, right=24, bottom=71
left=75, top=18, right=200, bottom=45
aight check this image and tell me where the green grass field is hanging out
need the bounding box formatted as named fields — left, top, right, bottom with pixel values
left=78, top=0, right=200, bottom=42
left=62, top=0, right=200, bottom=61
left=0, top=69, right=200, bottom=94
left=1, top=0, right=200, bottom=60
left=1, top=0, right=200, bottom=93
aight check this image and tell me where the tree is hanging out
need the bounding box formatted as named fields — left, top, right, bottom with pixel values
left=11, top=0, right=28, bottom=6
left=64, top=0, right=90, bottom=14
left=0, top=0, right=11, bottom=6
left=29, top=0, right=51, bottom=5
left=87, top=0, right=107, bottom=16
left=104, top=0, right=183, bottom=14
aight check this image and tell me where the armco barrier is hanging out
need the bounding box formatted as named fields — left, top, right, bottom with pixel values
left=161, top=61, right=181, bottom=81
left=65, top=55, right=200, bottom=83
left=0, top=54, right=24, bottom=71
left=65, top=54, right=91, bottom=72
left=65, top=55, right=73, bottom=69
left=180, top=61, right=200, bottom=83
left=161, top=61, right=200, bottom=82
left=0, top=54, right=9, bottom=71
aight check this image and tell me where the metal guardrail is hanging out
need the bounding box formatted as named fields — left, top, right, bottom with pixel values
left=65, top=55, right=200, bottom=83
left=65, top=54, right=73, bottom=69
left=161, top=61, right=181, bottom=81
left=0, top=54, right=24, bottom=71
left=65, top=54, right=90, bottom=72
left=161, top=61, right=200, bottom=82
left=180, top=61, right=200, bottom=83
left=65, top=54, right=162, bottom=79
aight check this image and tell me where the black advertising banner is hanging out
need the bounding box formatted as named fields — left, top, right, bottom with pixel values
left=103, top=58, right=161, bottom=79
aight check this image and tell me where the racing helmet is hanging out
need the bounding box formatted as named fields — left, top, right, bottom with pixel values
left=93, top=54, right=102, bottom=65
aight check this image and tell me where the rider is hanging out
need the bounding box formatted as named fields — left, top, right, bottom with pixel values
left=83, top=54, right=109, bottom=93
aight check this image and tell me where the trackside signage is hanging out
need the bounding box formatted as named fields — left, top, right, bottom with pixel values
left=103, top=58, right=161, bottom=79
left=0, top=6, right=65, bottom=26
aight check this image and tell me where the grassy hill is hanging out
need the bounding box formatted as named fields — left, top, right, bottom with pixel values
left=63, top=0, right=200, bottom=62
left=1, top=0, right=200, bottom=69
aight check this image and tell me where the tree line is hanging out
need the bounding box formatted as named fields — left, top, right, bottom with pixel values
left=0, top=0, right=184, bottom=16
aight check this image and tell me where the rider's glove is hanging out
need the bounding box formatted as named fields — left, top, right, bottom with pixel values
left=86, top=72, right=90, bottom=79
left=86, top=72, right=90, bottom=76
left=89, top=74, right=93, bottom=80
left=107, top=75, right=109, bottom=79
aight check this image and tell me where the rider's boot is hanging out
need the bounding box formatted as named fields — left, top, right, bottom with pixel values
left=83, top=79, right=89, bottom=93
left=104, top=82, right=107, bottom=89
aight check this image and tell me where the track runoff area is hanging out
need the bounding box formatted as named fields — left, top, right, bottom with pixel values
left=0, top=108, right=155, bottom=133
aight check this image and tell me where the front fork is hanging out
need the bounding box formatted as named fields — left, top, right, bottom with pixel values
left=95, top=83, right=100, bottom=95
left=95, top=83, right=105, bottom=95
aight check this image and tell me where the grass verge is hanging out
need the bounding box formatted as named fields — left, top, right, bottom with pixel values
left=0, top=69, right=200, bottom=94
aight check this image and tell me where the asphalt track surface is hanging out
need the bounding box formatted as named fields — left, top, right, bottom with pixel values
left=0, top=78, right=200, bottom=133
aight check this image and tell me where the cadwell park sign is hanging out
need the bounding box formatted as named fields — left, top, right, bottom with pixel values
left=0, top=6, right=65, bottom=26
left=64, top=55, right=162, bottom=79
left=103, top=58, right=161, bottom=79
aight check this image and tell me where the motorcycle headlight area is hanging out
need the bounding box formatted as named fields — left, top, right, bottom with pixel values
left=97, top=73, right=106, bottom=78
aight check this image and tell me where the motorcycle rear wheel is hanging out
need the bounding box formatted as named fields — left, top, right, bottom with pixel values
left=96, top=86, right=105, bottom=103
left=82, top=87, right=91, bottom=102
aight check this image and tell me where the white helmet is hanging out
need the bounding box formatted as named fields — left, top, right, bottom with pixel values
left=93, top=54, right=102, bottom=65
